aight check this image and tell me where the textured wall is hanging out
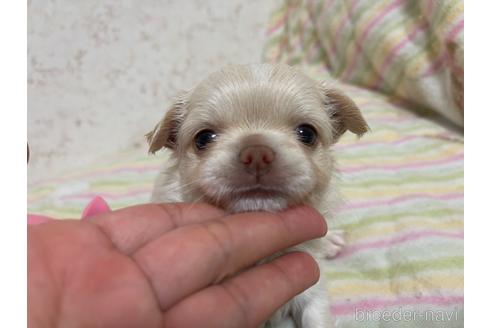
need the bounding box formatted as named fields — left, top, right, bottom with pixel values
left=28, top=0, right=277, bottom=182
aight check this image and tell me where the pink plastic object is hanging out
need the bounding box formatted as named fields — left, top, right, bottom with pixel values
left=28, top=196, right=111, bottom=224
left=80, top=196, right=111, bottom=219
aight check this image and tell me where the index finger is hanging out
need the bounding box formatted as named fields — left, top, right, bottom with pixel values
left=89, top=203, right=226, bottom=254
left=132, top=206, right=327, bottom=310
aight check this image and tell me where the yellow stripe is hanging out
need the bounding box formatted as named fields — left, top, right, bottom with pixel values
left=366, top=18, right=425, bottom=86
left=328, top=275, right=463, bottom=298
left=339, top=147, right=463, bottom=167
left=348, top=218, right=463, bottom=242
left=434, top=1, right=463, bottom=36
left=340, top=142, right=463, bottom=160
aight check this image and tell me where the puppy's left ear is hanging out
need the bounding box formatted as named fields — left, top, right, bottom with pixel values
left=323, top=87, right=369, bottom=142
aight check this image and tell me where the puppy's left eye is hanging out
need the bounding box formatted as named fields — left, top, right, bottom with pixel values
left=194, top=129, right=217, bottom=150
left=295, top=124, right=317, bottom=146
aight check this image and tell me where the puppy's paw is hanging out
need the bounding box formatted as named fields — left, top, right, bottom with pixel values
left=323, top=230, right=346, bottom=258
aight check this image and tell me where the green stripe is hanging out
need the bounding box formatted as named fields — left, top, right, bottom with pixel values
left=287, top=11, right=317, bottom=66
left=339, top=207, right=462, bottom=231
left=429, top=0, right=462, bottom=32
left=338, top=140, right=460, bottom=159
left=340, top=168, right=463, bottom=185
left=28, top=208, right=82, bottom=218
left=307, top=0, right=331, bottom=66
left=326, top=256, right=463, bottom=281
left=340, top=163, right=463, bottom=178
left=367, top=120, right=455, bottom=132
left=27, top=185, right=56, bottom=193
left=373, top=124, right=450, bottom=134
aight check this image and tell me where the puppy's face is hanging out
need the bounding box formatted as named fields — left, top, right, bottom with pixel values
left=147, top=64, right=368, bottom=213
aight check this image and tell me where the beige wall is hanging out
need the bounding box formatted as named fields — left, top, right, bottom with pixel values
left=28, top=0, right=278, bottom=182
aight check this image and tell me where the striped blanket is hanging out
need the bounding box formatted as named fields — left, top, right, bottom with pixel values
left=27, top=1, right=464, bottom=327
left=323, top=82, right=463, bottom=328
left=264, top=0, right=464, bottom=128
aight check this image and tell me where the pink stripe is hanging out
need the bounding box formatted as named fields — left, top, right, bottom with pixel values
left=266, top=18, right=285, bottom=35
left=425, top=0, right=434, bottom=15
left=331, top=295, right=464, bottom=316
left=341, top=191, right=463, bottom=211
left=373, top=20, right=428, bottom=89
left=342, top=0, right=405, bottom=80
left=336, top=229, right=464, bottom=259
left=421, top=52, right=448, bottom=77
left=266, top=3, right=294, bottom=35
left=446, top=19, right=464, bottom=41
left=422, top=0, right=435, bottom=21
left=444, top=19, right=464, bottom=77
left=422, top=19, right=463, bottom=77
left=340, top=153, right=463, bottom=174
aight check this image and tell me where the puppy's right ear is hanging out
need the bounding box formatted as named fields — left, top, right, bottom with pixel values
left=146, top=91, right=189, bottom=153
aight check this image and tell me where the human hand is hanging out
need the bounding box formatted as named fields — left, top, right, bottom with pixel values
left=28, top=203, right=327, bottom=327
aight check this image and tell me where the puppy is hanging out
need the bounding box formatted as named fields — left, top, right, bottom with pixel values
left=146, top=64, right=368, bottom=327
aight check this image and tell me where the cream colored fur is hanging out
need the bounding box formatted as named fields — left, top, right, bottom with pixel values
left=147, top=64, right=368, bottom=328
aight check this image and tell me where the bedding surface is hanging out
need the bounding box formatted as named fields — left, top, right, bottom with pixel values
left=261, top=1, right=464, bottom=326
left=28, top=79, right=464, bottom=327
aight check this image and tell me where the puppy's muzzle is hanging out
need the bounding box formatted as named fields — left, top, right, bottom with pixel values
left=239, top=145, right=275, bottom=176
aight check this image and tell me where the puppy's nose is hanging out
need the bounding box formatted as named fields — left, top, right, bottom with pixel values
left=239, top=145, right=275, bottom=176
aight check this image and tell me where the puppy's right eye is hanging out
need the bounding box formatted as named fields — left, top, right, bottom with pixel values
left=194, top=129, right=217, bottom=150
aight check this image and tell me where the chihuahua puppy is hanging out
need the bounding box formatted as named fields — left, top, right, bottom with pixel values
left=146, top=64, right=368, bottom=327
